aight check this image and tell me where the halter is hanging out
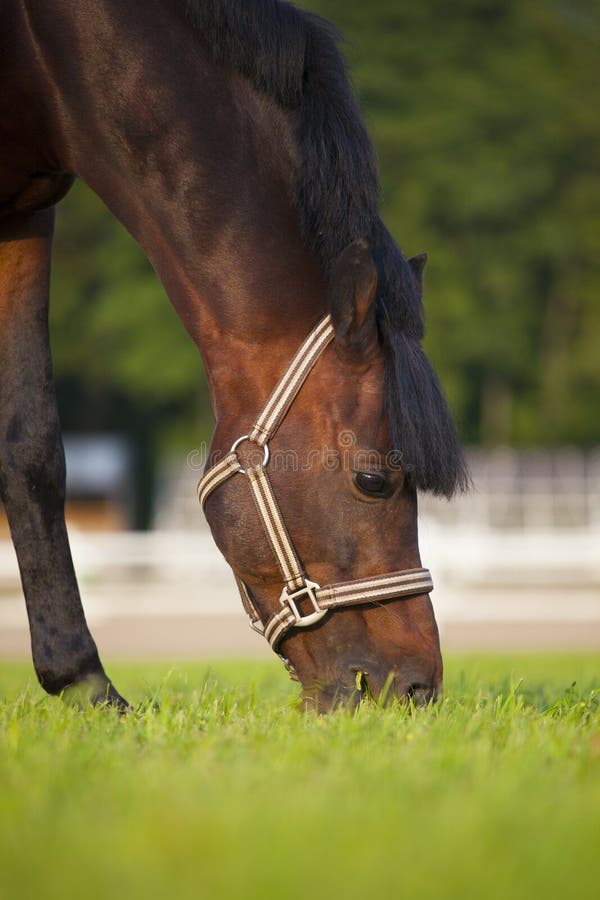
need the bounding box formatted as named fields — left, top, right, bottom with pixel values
left=197, top=315, right=433, bottom=653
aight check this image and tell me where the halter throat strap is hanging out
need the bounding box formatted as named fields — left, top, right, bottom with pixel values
left=197, top=314, right=433, bottom=652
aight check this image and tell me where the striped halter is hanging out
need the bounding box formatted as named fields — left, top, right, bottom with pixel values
left=197, top=315, right=433, bottom=653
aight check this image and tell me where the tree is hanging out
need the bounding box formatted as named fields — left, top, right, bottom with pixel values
left=50, top=0, right=600, bottom=452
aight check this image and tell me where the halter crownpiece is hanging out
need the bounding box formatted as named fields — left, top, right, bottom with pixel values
left=197, top=314, right=433, bottom=652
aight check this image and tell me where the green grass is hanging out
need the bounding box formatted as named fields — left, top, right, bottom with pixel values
left=1, top=654, right=598, bottom=900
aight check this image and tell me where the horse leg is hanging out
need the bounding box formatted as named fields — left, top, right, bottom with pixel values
left=0, top=209, right=127, bottom=706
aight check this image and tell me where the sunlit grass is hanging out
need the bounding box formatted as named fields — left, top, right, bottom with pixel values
left=0, top=654, right=598, bottom=900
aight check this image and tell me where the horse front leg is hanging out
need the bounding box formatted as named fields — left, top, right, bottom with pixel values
left=0, top=208, right=127, bottom=706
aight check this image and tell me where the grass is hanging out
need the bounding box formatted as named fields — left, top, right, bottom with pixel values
left=0, top=654, right=598, bottom=900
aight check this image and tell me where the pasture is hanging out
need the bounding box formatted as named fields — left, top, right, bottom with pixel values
left=0, top=654, right=598, bottom=900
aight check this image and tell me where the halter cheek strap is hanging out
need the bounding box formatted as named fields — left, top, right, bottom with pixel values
left=197, top=315, right=433, bottom=653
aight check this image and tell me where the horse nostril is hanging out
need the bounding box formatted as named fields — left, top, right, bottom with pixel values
left=348, top=670, right=436, bottom=706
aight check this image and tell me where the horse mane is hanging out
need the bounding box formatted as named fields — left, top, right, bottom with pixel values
left=179, top=0, right=469, bottom=496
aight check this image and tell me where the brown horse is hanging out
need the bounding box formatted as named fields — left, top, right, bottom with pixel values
left=0, top=0, right=467, bottom=710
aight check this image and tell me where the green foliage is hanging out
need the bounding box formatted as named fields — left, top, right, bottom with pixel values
left=0, top=654, right=599, bottom=900
left=307, top=0, right=600, bottom=444
left=50, top=0, right=600, bottom=448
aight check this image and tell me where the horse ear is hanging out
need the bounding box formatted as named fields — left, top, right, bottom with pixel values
left=329, top=239, right=378, bottom=363
left=408, top=252, right=427, bottom=296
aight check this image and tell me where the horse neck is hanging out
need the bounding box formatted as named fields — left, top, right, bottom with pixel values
left=21, top=0, right=328, bottom=424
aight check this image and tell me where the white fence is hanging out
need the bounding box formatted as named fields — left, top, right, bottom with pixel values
left=1, top=448, right=599, bottom=654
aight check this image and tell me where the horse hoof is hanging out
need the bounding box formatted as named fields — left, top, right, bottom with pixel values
left=62, top=675, right=131, bottom=710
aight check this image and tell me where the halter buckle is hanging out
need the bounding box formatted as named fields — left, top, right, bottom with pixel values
left=279, top=580, right=326, bottom=628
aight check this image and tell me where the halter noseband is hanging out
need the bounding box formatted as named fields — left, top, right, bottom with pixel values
left=197, top=315, right=433, bottom=653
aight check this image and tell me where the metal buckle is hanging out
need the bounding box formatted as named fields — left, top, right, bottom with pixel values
left=230, top=434, right=270, bottom=474
left=279, top=580, right=326, bottom=627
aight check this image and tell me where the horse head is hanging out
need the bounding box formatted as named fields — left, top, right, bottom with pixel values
left=202, top=239, right=464, bottom=710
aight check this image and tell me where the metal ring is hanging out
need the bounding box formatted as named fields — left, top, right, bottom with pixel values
left=230, top=434, right=270, bottom=474
left=279, top=580, right=326, bottom=628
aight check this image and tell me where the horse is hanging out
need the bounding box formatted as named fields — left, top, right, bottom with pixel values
left=0, top=0, right=468, bottom=711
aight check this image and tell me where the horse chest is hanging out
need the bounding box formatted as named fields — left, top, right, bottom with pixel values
left=0, top=172, right=75, bottom=219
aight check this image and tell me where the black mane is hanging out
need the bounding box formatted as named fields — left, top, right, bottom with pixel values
left=180, top=0, right=468, bottom=496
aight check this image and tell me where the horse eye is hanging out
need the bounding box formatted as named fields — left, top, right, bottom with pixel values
left=354, top=471, right=387, bottom=496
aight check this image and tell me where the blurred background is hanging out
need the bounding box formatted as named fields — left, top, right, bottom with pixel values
left=1, top=0, right=599, bottom=657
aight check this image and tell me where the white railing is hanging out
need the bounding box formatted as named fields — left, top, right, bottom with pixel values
left=1, top=449, right=599, bottom=647
left=1, top=522, right=599, bottom=626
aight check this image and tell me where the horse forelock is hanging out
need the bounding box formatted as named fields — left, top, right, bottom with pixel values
left=179, top=0, right=467, bottom=496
